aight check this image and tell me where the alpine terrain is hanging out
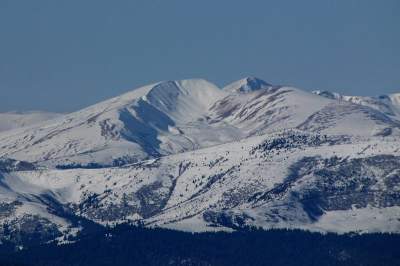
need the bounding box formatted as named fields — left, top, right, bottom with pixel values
left=0, top=77, right=399, bottom=244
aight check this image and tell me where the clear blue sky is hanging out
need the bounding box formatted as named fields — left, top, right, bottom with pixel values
left=0, top=0, right=399, bottom=112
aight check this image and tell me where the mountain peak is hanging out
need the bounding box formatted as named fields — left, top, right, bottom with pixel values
left=312, top=90, right=343, bottom=100
left=223, top=77, right=271, bottom=93
left=91, top=79, right=220, bottom=112
left=143, top=79, right=222, bottom=106
left=137, top=78, right=224, bottom=122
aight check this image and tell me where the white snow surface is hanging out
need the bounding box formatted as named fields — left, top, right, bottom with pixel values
left=0, top=111, right=61, bottom=133
left=1, top=78, right=398, bottom=167
left=313, top=90, right=400, bottom=119
left=1, top=132, right=399, bottom=234
left=1, top=77, right=400, bottom=237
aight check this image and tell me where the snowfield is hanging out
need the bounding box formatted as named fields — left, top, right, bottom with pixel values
left=0, top=77, right=399, bottom=243
left=0, top=111, right=61, bottom=133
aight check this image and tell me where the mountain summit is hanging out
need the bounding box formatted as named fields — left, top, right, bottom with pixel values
left=0, top=78, right=399, bottom=168
left=0, top=77, right=399, bottom=243
left=223, top=77, right=272, bottom=93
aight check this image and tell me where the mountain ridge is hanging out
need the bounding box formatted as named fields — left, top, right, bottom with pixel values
left=312, top=90, right=400, bottom=119
left=2, top=77, right=398, bottom=168
left=0, top=76, right=399, bottom=244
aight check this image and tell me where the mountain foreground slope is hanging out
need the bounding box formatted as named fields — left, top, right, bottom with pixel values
left=0, top=77, right=399, bottom=244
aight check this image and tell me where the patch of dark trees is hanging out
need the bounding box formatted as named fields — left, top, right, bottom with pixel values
left=0, top=224, right=399, bottom=266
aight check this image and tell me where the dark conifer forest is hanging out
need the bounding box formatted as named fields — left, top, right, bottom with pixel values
left=0, top=225, right=399, bottom=266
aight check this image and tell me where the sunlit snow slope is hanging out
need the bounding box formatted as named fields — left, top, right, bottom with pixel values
left=0, top=111, right=61, bottom=132
left=0, top=77, right=399, bottom=243
left=1, top=78, right=399, bottom=168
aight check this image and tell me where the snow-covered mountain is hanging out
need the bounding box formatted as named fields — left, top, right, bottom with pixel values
left=0, top=77, right=399, bottom=244
left=1, top=78, right=399, bottom=168
left=0, top=111, right=61, bottom=133
left=0, top=79, right=236, bottom=167
left=313, top=90, right=400, bottom=119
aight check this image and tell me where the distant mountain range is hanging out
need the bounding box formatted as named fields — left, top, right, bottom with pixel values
left=0, top=77, right=399, bottom=245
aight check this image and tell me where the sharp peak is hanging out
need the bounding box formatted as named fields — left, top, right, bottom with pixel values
left=243, top=76, right=270, bottom=82
left=234, top=76, right=271, bottom=86
left=223, top=76, right=272, bottom=93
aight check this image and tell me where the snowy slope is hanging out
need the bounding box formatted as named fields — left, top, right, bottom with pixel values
left=213, top=81, right=400, bottom=137
left=1, top=78, right=399, bottom=168
left=0, top=80, right=237, bottom=167
left=313, top=90, right=400, bottom=119
left=0, top=131, right=399, bottom=238
left=0, top=77, right=399, bottom=242
left=0, top=111, right=61, bottom=132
